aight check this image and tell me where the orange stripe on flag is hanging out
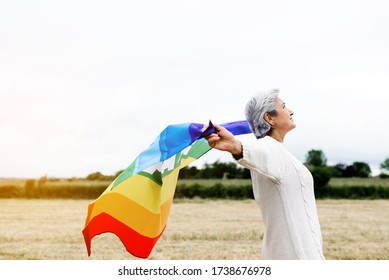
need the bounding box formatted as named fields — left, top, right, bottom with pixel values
left=85, top=193, right=173, bottom=238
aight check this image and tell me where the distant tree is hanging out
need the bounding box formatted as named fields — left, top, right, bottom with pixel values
left=334, top=163, right=347, bottom=170
left=343, top=165, right=356, bottom=177
left=209, top=161, right=228, bottom=178
left=241, top=167, right=251, bottom=179
left=179, top=160, right=248, bottom=179
left=305, top=149, right=327, bottom=167
left=352, top=162, right=371, bottom=178
left=200, top=160, right=243, bottom=179
left=85, top=172, right=110, bottom=181
left=332, top=163, right=347, bottom=177
left=379, top=157, right=389, bottom=178
left=199, top=163, right=213, bottom=179
left=381, top=157, right=389, bottom=172
left=334, top=162, right=371, bottom=178
left=178, top=166, right=200, bottom=179
left=333, top=163, right=357, bottom=177
left=86, top=172, right=102, bottom=180
left=311, top=166, right=332, bottom=190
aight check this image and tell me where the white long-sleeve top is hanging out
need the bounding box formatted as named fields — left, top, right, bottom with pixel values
left=237, top=136, right=325, bottom=260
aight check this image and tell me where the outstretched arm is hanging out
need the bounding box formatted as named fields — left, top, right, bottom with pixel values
left=204, top=123, right=243, bottom=160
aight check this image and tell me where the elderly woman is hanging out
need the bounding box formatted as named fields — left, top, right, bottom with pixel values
left=205, top=89, right=325, bottom=260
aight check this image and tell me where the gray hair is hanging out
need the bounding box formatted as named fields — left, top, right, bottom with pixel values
left=245, top=89, right=279, bottom=139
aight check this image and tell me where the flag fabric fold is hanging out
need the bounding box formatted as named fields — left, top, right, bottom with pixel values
left=82, top=120, right=251, bottom=258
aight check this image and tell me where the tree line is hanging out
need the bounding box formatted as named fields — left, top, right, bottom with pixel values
left=84, top=150, right=389, bottom=185
left=83, top=161, right=251, bottom=181
left=179, top=150, right=389, bottom=183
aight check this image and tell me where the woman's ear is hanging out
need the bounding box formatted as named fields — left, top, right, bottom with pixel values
left=264, top=112, right=274, bottom=126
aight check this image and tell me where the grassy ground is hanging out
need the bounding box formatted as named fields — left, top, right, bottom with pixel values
left=329, top=177, right=389, bottom=187
left=0, top=199, right=388, bottom=260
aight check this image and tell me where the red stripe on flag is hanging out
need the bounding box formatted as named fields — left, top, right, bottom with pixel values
left=82, top=212, right=166, bottom=259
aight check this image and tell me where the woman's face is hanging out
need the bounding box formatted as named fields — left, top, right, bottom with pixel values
left=271, top=97, right=296, bottom=133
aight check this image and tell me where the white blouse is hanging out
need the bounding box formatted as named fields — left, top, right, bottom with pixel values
left=238, top=136, right=325, bottom=260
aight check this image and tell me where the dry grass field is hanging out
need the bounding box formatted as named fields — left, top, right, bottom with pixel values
left=0, top=198, right=388, bottom=260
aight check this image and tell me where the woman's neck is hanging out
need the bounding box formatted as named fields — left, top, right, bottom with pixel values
left=269, top=130, right=285, bottom=142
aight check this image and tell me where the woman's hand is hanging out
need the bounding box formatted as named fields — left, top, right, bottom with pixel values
left=203, top=123, right=243, bottom=159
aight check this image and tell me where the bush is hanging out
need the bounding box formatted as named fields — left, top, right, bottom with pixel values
left=311, top=167, right=332, bottom=187
left=0, top=185, right=22, bottom=198
left=379, top=173, right=389, bottom=179
left=174, top=183, right=204, bottom=199
left=352, top=162, right=372, bottom=178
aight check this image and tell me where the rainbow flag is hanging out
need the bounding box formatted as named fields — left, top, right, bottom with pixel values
left=82, top=120, right=251, bottom=258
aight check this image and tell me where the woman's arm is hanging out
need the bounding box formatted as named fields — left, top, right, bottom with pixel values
left=205, top=124, right=286, bottom=184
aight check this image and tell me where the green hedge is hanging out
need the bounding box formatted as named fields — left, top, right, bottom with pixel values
left=1, top=183, right=389, bottom=199
left=315, top=185, right=389, bottom=199
left=175, top=183, right=389, bottom=200
left=175, top=183, right=254, bottom=199
left=0, top=185, right=106, bottom=199
left=0, top=185, right=21, bottom=198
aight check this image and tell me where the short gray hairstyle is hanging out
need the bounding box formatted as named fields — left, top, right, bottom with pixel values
left=245, top=88, right=279, bottom=139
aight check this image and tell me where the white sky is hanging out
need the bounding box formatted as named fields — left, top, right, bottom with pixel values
left=1, top=0, right=389, bottom=178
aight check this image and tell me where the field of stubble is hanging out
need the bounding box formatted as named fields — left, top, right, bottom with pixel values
left=0, top=199, right=388, bottom=260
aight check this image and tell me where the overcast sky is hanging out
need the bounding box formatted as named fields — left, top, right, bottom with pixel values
left=1, top=0, right=389, bottom=178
